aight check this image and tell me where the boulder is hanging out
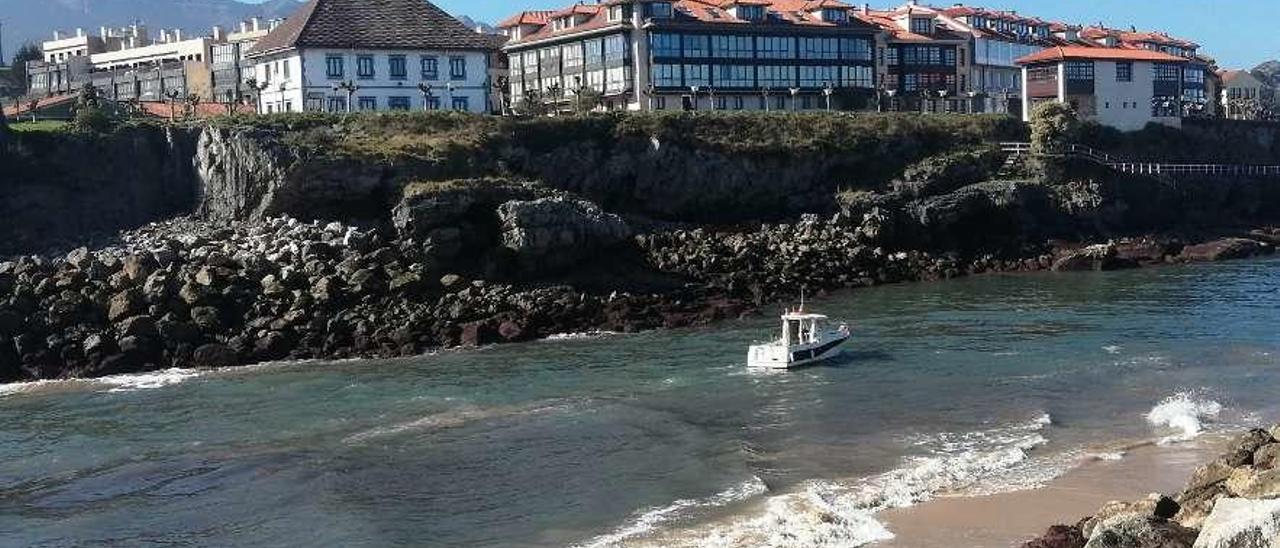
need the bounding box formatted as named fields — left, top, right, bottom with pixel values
left=192, top=344, right=239, bottom=368
left=1083, top=496, right=1180, bottom=539
left=1084, top=514, right=1197, bottom=548
left=496, top=197, right=632, bottom=274
left=1053, top=244, right=1128, bottom=272
left=1257, top=444, right=1280, bottom=470
left=107, top=290, right=144, bottom=323
left=1193, top=498, right=1280, bottom=548
left=118, top=315, right=158, bottom=338
left=1226, top=467, right=1280, bottom=499
left=1180, top=238, right=1271, bottom=262
left=1024, top=525, right=1086, bottom=548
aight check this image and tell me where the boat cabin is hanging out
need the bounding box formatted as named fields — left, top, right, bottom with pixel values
left=782, top=313, right=828, bottom=346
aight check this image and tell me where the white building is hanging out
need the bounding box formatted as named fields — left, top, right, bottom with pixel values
left=1018, top=47, right=1189, bottom=131
left=244, top=0, right=500, bottom=114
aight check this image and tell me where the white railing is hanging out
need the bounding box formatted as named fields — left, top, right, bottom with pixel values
left=999, top=142, right=1280, bottom=178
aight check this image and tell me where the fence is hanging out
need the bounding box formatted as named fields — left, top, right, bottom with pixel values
left=999, top=142, right=1280, bottom=177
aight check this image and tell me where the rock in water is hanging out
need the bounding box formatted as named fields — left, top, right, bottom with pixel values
left=192, top=344, right=238, bottom=368
left=1193, top=498, right=1280, bottom=548
left=1023, top=525, right=1087, bottom=548
left=1084, top=515, right=1197, bottom=548
left=1052, top=243, right=1123, bottom=272
left=1180, top=238, right=1271, bottom=262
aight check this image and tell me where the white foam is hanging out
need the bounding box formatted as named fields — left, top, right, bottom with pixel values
left=624, top=414, right=1054, bottom=547
left=1089, top=451, right=1127, bottom=461
left=1103, top=345, right=1122, bottom=354
left=1146, top=392, right=1223, bottom=444
left=97, top=368, right=204, bottom=392
left=544, top=331, right=621, bottom=342
left=575, top=477, right=770, bottom=548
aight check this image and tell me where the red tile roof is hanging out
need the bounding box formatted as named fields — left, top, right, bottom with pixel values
left=497, top=10, right=554, bottom=28
left=1, top=94, right=75, bottom=117
left=859, top=8, right=970, bottom=43
left=247, top=0, right=496, bottom=56
left=1016, top=46, right=1190, bottom=65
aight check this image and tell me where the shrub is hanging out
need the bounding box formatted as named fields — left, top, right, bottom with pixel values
left=1029, top=101, right=1078, bottom=154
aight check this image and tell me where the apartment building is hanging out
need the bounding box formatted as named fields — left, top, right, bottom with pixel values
left=939, top=5, right=1067, bottom=115
left=245, top=0, right=498, bottom=114
left=1018, top=47, right=1188, bottom=131
left=861, top=3, right=971, bottom=113
left=1078, top=25, right=1214, bottom=116
left=499, top=0, right=882, bottom=112
left=1218, top=70, right=1274, bottom=121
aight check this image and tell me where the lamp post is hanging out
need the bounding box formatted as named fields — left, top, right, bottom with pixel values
left=446, top=81, right=456, bottom=111
left=822, top=81, right=835, bottom=112
left=333, top=80, right=358, bottom=113
left=689, top=84, right=700, bottom=111
left=573, top=75, right=583, bottom=113
left=706, top=87, right=716, bottom=111
left=644, top=83, right=656, bottom=111
left=884, top=88, right=897, bottom=112
left=761, top=86, right=772, bottom=112
left=936, top=88, right=949, bottom=113
left=417, top=82, right=434, bottom=112
left=788, top=86, right=800, bottom=112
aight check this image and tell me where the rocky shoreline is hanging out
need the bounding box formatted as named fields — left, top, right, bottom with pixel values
left=1, top=208, right=1275, bottom=383
left=1023, top=427, right=1280, bottom=548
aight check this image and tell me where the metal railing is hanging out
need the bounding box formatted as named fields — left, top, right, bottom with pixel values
left=999, top=142, right=1280, bottom=178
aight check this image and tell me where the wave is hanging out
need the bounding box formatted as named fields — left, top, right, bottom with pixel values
left=1146, top=392, right=1223, bottom=444
left=343, top=400, right=577, bottom=444
left=616, top=414, right=1053, bottom=547
left=543, top=331, right=622, bottom=342
left=574, top=477, right=770, bottom=548
left=0, top=368, right=207, bottom=398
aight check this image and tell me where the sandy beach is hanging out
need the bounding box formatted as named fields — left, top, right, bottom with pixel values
left=875, top=436, right=1228, bottom=548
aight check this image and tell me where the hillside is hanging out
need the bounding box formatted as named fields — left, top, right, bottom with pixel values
left=1252, top=59, right=1280, bottom=88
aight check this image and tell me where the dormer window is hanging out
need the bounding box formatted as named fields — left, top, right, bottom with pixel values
left=733, top=4, right=765, bottom=21
left=910, top=17, right=934, bottom=35
left=648, top=2, right=673, bottom=19
left=608, top=5, right=624, bottom=22
left=822, top=8, right=848, bottom=23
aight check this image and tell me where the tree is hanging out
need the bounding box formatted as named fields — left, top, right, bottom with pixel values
left=71, top=82, right=110, bottom=133
left=514, top=89, right=550, bottom=116
left=1029, top=101, right=1079, bottom=154
left=573, top=87, right=602, bottom=114
left=6, top=43, right=42, bottom=95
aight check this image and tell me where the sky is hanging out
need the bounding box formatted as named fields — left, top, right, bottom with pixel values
left=240, top=0, right=1279, bottom=69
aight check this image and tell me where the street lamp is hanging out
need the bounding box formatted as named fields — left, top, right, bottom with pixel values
left=761, top=86, right=772, bottom=112
left=573, top=75, right=583, bottom=113
left=644, top=83, right=656, bottom=111
left=689, top=84, right=701, bottom=111
left=417, top=82, right=434, bottom=111
left=788, top=86, right=800, bottom=112
left=446, top=81, right=456, bottom=111
left=822, top=81, right=835, bottom=112
left=332, top=80, right=359, bottom=113
left=936, top=88, right=949, bottom=113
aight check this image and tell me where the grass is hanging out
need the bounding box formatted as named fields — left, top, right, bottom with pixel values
left=9, top=120, right=69, bottom=133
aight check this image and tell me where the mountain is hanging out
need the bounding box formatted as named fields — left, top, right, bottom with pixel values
left=1251, top=60, right=1280, bottom=89
left=0, top=0, right=303, bottom=63
left=454, top=15, right=498, bottom=35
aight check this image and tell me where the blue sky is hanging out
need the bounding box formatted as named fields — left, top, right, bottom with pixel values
left=244, top=0, right=1279, bottom=69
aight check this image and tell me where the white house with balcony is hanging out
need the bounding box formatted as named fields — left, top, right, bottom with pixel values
left=244, top=0, right=499, bottom=114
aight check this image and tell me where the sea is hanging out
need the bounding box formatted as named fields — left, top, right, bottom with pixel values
left=2, top=257, right=1278, bottom=547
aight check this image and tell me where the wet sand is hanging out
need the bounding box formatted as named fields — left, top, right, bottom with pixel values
left=875, top=437, right=1227, bottom=548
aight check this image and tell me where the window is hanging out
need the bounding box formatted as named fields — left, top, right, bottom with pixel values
left=840, top=65, right=873, bottom=88
left=389, top=55, right=407, bottom=80
left=652, top=33, right=682, bottom=57
left=712, top=35, right=754, bottom=59
left=1116, top=62, right=1132, bottom=82
left=1154, top=63, right=1180, bottom=81
left=357, top=55, right=375, bottom=79
left=450, top=57, right=467, bottom=80
left=715, top=65, right=754, bottom=88
left=757, top=65, right=794, bottom=87
left=736, top=5, right=764, bottom=20
left=585, top=38, right=605, bottom=65
left=715, top=96, right=727, bottom=110
left=452, top=96, right=470, bottom=111
left=733, top=96, right=744, bottom=110
left=606, top=66, right=630, bottom=93
left=656, top=96, right=667, bottom=109
left=683, top=35, right=710, bottom=58
left=327, top=96, right=347, bottom=112
left=654, top=63, right=681, bottom=87
left=800, top=37, right=838, bottom=60
left=648, top=2, right=673, bottom=18
left=840, top=38, right=872, bottom=61
left=422, top=56, right=439, bottom=79
left=425, top=95, right=441, bottom=110
left=388, top=96, right=411, bottom=110
left=757, top=36, right=795, bottom=59
left=282, top=59, right=290, bottom=79
left=1065, top=61, right=1094, bottom=80
left=910, top=17, right=934, bottom=34
left=798, top=65, right=837, bottom=88
left=326, top=55, right=344, bottom=79
left=358, top=96, right=377, bottom=111
left=684, top=64, right=710, bottom=87
left=608, top=5, right=625, bottom=21
left=822, top=8, right=848, bottom=23
left=1184, top=68, right=1205, bottom=84
left=605, top=34, right=628, bottom=63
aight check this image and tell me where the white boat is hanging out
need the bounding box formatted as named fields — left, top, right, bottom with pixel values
left=748, top=309, right=852, bottom=369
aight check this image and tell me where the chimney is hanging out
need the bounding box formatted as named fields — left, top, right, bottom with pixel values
left=212, top=25, right=224, bottom=41
left=251, top=17, right=262, bottom=32
left=862, top=3, right=870, bottom=14
left=172, top=28, right=183, bottom=41
left=76, top=28, right=85, bottom=38
left=54, top=30, right=62, bottom=40
left=100, top=26, right=109, bottom=38
left=240, top=21, right=249, bottom=33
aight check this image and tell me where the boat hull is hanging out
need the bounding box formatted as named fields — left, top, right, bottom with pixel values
left=747, top=333, right=851, bottom=369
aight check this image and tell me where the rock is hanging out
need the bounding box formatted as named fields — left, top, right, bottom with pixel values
left=141, top=270, right=173, bottom=302
left=460, top=321, right=499, bottom=347
left=1180, top=238, right=1271, bottom=262
left=1259, top=444, right=1280, bottom=470
left=192, top=344, right=238, bottom=368
left=1023, top=525, right=1087, bottom=548
left=1082, top=495, right=1178, bottom=539
left=253, top=331, right=292, bottom=360
left=122, top=254, right=154, bottom=281
left=440, top=274, right=467, bottom=291
left=1193, top=498, right=1280, bottom=548
left=118, top=315, right=158, bottom=338
left=496, top=197, right=632, bottom=274
left=107, top=290, right=143, bottom=323
left=1226, top=430, right=1276, bottom=467
left=1053, top=244, right=1123, bottom=272
left=261, top=274, right=287, bottom=296
left=65, top=247, right=92, bottom=269
left=1084, top=514, right=1197, bottom=548
left=1226, top=467, right=1280, bottom=499
left=82, top=333, right=116, bottom=357
left=498, top=320, right=525, bottom=342
left=189, top=306, right=222, bottom=331
left=1115, top=238, right=1175, bottom=264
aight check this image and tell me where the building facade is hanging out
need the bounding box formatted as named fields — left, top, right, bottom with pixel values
left=1018, top=47, right=1188, bottom=131
left=245, top=0, right=497, bottom=114
left=499, top=0, right=881, bottom=113
left=1218, top=70, right=1274, bottom=120
left=939, top=6, right=1065, bottom=116
left=863, top=3, right=972, bottom=113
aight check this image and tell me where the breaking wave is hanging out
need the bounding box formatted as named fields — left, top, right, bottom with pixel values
left=343, top=400, right=577, bottom=444
left=0, top=368, right=206, bottom=397
left=1146, top=392, right=1223, bottom=444
left=610, top=414, right=1054, bottom=548
left=574, top=477, right=770, bottom=548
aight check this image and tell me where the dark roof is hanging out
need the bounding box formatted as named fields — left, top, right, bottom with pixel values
left=247, top=0, right=497, bottom=56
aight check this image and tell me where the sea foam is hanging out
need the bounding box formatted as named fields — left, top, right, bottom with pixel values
left=98, top=368, right=204, bottom=392
left=604, top=414, right=1053, bottom=548
left=1146, top=392, right=1223, bottom=444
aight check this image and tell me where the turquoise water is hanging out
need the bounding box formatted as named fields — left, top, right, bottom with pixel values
left=2, top=259, right=1279, bottom=547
